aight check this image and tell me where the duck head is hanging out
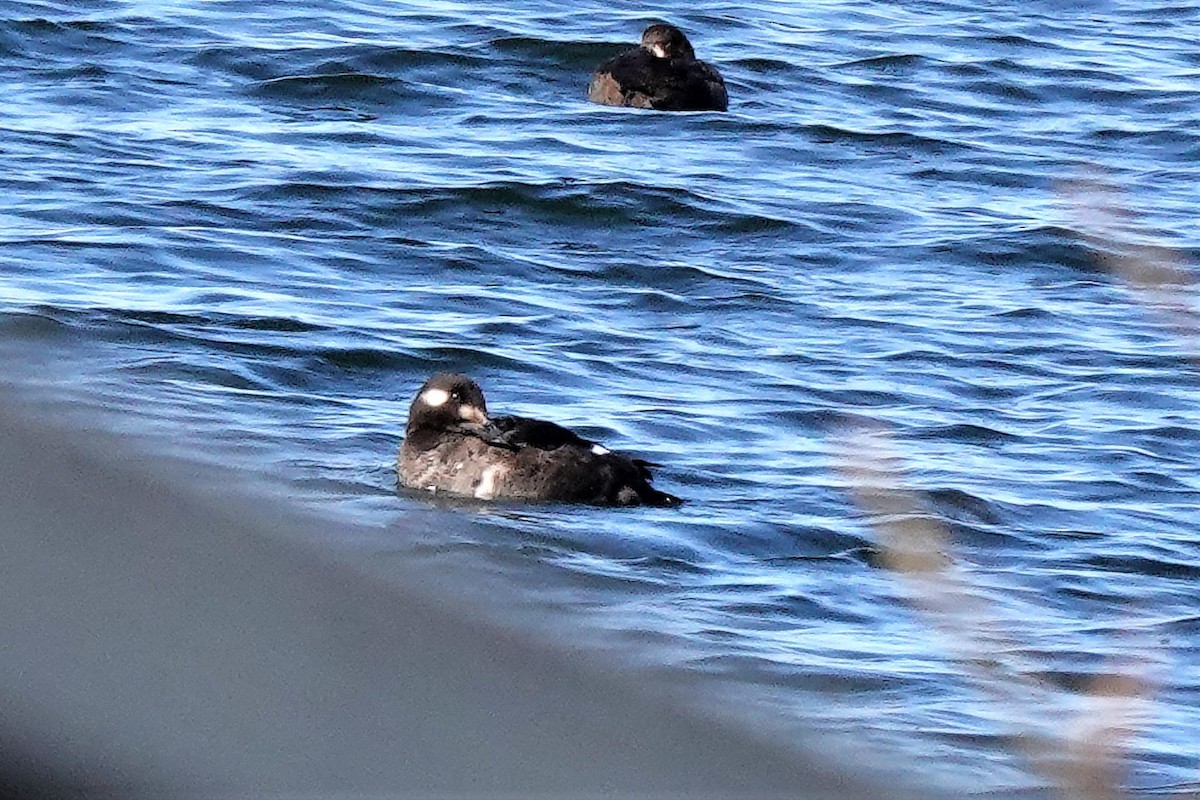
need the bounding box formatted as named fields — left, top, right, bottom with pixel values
left=406, top=372, right=489, bottom=434
left=641, top=23, right=696, bottom=61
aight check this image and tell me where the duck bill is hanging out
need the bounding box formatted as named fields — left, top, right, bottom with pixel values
left=458, top=404, right=489, bottom=425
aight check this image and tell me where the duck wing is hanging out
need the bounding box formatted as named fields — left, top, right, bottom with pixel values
left=687, top=60, right=728, bottom=111
left=474, top=415, right=596, bottom=452
left=469, top=416, right=682, bottom=507
left=589, top=48, right=660, bottom=108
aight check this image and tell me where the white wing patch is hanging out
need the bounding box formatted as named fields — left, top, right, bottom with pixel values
left=591, top=444, right=610, bottom=456
left=474, top=465, right=502, bottom=500
left=421, top=388, right=450, bottom=407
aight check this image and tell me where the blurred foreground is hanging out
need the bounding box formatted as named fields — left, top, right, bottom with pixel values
left=0, top=385, right=912, bottom=799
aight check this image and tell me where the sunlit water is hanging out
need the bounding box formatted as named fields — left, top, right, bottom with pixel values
left=3, top=0, right=1199, bottom=793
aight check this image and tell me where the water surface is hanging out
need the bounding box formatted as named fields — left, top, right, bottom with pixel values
left=3, top=0, right=1199, bottom=793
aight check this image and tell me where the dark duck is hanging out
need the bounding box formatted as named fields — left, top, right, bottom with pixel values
left=588, top=23, right=728, bottom=112
left=398, top=373, right=681, bottom=507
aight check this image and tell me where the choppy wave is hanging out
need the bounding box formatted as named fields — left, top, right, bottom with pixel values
left=2, top=0, right=1200, bottom=795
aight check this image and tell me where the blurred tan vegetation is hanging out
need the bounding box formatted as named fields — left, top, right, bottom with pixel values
left=840, top=419, right=1153, bottom=800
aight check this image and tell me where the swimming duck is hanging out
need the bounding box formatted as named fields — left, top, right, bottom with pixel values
left=398, top=373, right=681, bottom=507
left=587, top=23, right=728, bottom=112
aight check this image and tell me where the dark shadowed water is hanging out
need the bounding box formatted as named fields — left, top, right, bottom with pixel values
left=3, top=0, right=1199, bottom=794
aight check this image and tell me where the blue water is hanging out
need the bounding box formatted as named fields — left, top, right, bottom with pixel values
left=3, top=0, right=1199, bottom=793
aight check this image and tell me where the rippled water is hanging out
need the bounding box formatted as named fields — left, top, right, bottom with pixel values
left=4, top=0, right=1200, bottom=794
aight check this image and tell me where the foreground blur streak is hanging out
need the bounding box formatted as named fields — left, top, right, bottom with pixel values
left=840, top=425, right=1152, bottom=800
left=0, top=388, right=915, bottom=799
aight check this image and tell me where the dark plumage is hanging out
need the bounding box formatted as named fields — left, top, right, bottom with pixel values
left=397, top=373, right=681, bottom=507
left=587, top=23, right=728, bottom=112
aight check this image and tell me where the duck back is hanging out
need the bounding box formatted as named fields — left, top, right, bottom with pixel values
left=589, top=49, right=728, bottom=112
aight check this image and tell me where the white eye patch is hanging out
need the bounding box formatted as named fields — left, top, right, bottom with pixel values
left=421, top=388, right=450, bottom=407
left=591, top=444, right=610, bottom=456
left=651, top=44, right=667, bottom=58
